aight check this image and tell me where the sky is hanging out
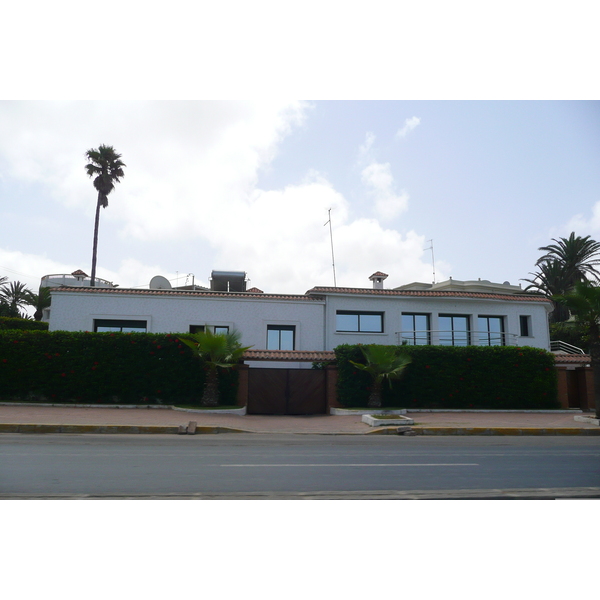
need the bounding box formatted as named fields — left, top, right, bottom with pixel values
left=1, top=100, right=599, bottom=299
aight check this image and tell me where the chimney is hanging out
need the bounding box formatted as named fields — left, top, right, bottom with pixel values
left=369, top=271, right=388, bottom=290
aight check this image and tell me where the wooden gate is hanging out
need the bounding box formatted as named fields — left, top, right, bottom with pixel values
left=247, top=368, right=327, bottom=415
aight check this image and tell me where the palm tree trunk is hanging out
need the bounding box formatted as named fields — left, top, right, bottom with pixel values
left=202, top=368, right=220, bottom=407
left=90, top=195, right=102, bottom=287
left=367, top=379, right=383, bottom=408
left=590, top=344, right=600, bottom=419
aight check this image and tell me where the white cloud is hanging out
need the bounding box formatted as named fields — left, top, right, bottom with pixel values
left=564, top=201, right=600, bottom=236
left=357, top=131, right=376, bottom=163
left=361, top=162, right=409, bottom=220
left=396, top=116, right=421, bottom=138
left=0, top=101, right=439, bottom=296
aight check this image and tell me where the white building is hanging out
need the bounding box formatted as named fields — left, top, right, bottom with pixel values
left=44, top=270, right=552, bottom=361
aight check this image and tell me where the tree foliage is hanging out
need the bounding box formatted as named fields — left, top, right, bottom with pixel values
left=349, top=345, right=411, bottom=408
left=85, top=145, right=126, bottom=286
left=555, top=280, right=600, bottom=417
left=523, top=232, right=600, bottom=322
left=179, top=329, right=251, bottom=406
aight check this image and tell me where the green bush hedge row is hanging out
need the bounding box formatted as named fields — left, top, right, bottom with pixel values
left=0, top=331, right=238, bottom=405
left=334, top=344, right=559, bottom=409
left=0, top=317, right=49, bottom=331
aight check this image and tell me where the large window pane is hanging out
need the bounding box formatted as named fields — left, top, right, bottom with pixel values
left=267, top=325, right=295, bottom=350
left=336, top=311, right=383, bottom=333
left=336, top=313, right=359, bottom=332
left=359, top=313, right=383, bottom=332
left=439, top=315, right=470, bottom=346
left=438, top=316, right=453, bottom=345
left=94, top=319, right=147, bottom=332
left=402, top=313, right=430, bottom=345
left=478, top=316, right=504, bottom=346
left=279, top=329, right=294, bottom=351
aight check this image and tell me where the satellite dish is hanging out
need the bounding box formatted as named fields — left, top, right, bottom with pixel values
left=150, top=275, right=172, bottom=290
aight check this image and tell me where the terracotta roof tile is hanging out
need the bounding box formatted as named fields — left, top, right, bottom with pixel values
left=243, top=350, right=336, bottom=362
left=71, top=269, right=88, bottom=277
left=369, top=271, right=388, bottom=279
left=553, top=354, right=591, bottom=364
left=305, top=286, right=552, bottom=303
left=50, top=286, right=322, bottom=302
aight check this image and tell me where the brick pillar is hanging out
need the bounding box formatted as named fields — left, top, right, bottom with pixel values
left=555, top=366, right=569, bottom=409
left=236, top=364, right=249, bottom=407
left=326, top=364, right=342, bottom=410
left=583, top=367, right=595, bottom=411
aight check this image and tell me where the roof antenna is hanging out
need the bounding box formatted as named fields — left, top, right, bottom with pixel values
left=425, top=239, right=436, bottom=284
left=324, top=208, right=337, bottom=287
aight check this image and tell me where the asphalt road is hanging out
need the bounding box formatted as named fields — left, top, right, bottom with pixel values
left=1, top=434, right=599, bottom=499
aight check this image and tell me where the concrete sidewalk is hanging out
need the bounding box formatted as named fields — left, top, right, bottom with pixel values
left=0, top=405, right=599, bottom=435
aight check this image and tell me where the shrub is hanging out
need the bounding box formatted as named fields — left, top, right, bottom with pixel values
left=0, top=331, right=239, bottom=405
left=0, top=317, right=48, bottom=331
left=549, top=321, right=588, bottom=353
left=334, top=344, right=559, bottom=409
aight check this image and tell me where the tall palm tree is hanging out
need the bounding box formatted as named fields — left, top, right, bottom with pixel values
left=179, top=329, right=251, bottom=406
left=555, top=281, right=600, bottom=418
left=0, top=281, right=32, bottom=318
left=85, top=145, right=126, bottom=286
left=536, top=232, right=600, bottom=287
left=349, top=345, right=411, bottom=408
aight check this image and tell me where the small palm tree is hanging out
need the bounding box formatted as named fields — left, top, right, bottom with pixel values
left=179, top=329, right=252, bottom=406
left=26, top=286, right=52, bottom=321
left=85, top=145, right=126, bottom=286
left=555, top=281, right=600, bottom=418
left=350, top=345, right=411, bottom=408
left=0, top=280, right=32, bottom=318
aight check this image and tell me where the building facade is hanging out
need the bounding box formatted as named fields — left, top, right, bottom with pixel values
left=44, top=272, right=553, bottom=362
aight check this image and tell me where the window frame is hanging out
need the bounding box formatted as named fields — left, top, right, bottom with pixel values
left=266, top=324, right=296, bottom=350
left=438, top=314, right=471, bottom=346
left=335, top=311, right=384, bottom=333
left=401, top=313, right=431, bottom=345
left=477, top=315, right=505, bottom=346
left=189, top=325, right=230, bottom=335
left=519, top=315, right=532, bottom=337
left=94, top=319, right=147, bottom=333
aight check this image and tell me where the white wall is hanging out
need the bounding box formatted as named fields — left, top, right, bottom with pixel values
left=49, top=289, right=551, bottom=352
left=322, top=293, right=550, bottom=350
left=49, top=291, right=326, bottom=352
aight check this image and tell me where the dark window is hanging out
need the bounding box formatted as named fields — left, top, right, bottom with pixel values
left=189, top=325, right=230, bottom=335
left=439, top=315, right=470, bottom=346
left=401, top=313, right=430, bottom=345
left=94, top=319, right=147, bottom=332
left=267, top=325, right=295, bottom=350
left=519, top=315, right=531, bottom=337
left=478, top=316, right=505, bottom=346
left=336, top=311, right=384, bottom=333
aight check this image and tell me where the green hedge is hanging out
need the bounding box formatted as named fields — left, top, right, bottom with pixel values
left=0, top=331, right=238, bottom=405
left=335, top=344, right=559, bottom=409
left=0, top=317, right=49, bottom=331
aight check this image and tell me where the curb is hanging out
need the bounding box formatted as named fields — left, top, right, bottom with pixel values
left=365, top=426, right=600, bottom=436
left=0, top=424, right=252, bottom=435
left=1, top=424, right=599, bottom=436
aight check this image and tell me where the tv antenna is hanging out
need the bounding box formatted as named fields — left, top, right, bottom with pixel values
left=324, top=208, right=337, bottom=287
left=425, top=239, right=436, bottom=283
